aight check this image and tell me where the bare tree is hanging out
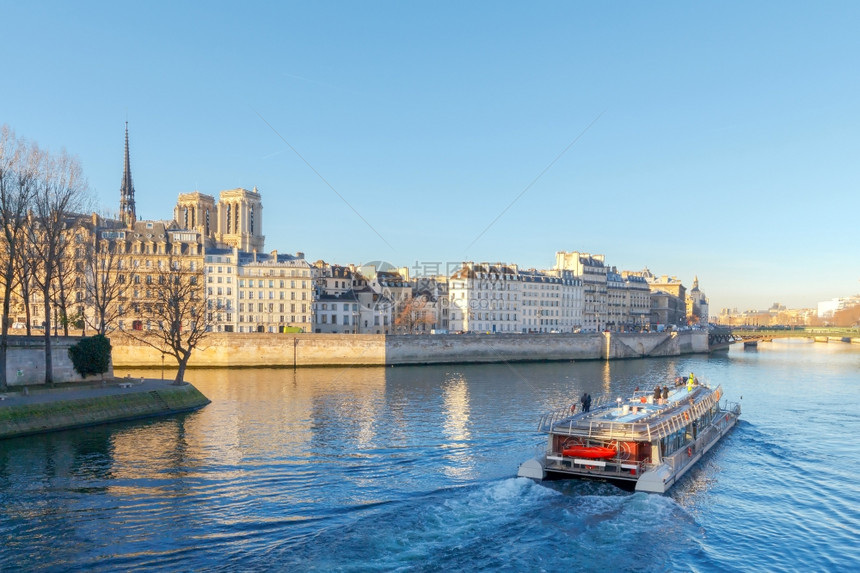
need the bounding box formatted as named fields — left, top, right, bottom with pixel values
left=394, top=295, right=436, bottom=334
left=50, top=221, right=89, bottom=336
left=82, top=222, right=130, bottom=335
left=0, top=126, right=37, bottom=390
left=13, top=240, right=36, bottom=336
left=26, top=149, right=88, bottom=385
left=121, top=253, right=209, bottom=385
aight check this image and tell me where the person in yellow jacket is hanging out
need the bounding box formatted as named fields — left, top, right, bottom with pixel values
left=687, top=372, right=695, bottom=392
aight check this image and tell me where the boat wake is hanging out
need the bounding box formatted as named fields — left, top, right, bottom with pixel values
left=270, top=477, right=699, bottom=572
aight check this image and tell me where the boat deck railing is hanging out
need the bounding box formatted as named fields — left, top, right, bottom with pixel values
left=537, top=385, right=727, bottom=443
left=543, top=453, right=646, bottom=482
left=543, top=401, right=741, bottom=483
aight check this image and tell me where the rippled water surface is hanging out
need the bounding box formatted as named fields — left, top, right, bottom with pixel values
left=2, top=341, right=859, bottom=571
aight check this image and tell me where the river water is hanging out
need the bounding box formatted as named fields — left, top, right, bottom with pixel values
left=1, top=341, right=859, bottom=571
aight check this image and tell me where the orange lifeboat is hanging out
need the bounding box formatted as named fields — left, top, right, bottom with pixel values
left=561, top=446, right=616, bottom=459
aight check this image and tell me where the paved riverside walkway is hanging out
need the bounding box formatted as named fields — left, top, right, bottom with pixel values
left=0, top=377, right=185, bottom=407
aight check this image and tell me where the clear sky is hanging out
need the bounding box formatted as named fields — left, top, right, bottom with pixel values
left=3, top=1, right=859, bottom=312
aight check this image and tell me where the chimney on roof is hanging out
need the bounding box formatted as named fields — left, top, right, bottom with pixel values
left=271, top=250, right=277, bottom=259
left=296, top=251, right=305, bottom=259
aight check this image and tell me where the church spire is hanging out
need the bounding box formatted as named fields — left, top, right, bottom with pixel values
left=119, top=122, right=136, bottom=227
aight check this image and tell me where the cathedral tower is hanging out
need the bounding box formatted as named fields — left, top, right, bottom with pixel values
left=215, top=187, right=265, bottom=252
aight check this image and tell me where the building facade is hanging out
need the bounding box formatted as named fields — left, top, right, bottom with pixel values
left=312, top=263, right=398, bottom=334
left=447, top=263, right=583, bottom=334
left=620, top=271, right=651, bottom=331
left=554, top=251, right=608, bottom=332
left=647, top=274, right=687, bottom=328
left=520, top=268, right=583, bottom=333
left=606, top=270, right=626, bottom=331
left=448, top=263, right=521, bottom=333
left=205, top=248, right=313, bottom=333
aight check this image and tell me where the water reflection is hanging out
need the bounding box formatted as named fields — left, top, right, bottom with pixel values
left=441, top=373, right=474, bottom=479
left=601, top=360, right=612, bottom=393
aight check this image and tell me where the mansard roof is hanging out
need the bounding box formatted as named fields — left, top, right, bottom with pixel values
left=204, top=247, right=234, bottom=256
left=450, top=264, right=476, bottom=279
left=579, top=255, right=605, bottom=267
left=126, top=219, right=187, bottom=238
left=450, top=262, right=517, bottom=279
left=236, top=251, right=308, bottom=266
left=623, top=274, right=649, bottom=285
left=316, top=290, right=361, bottom=303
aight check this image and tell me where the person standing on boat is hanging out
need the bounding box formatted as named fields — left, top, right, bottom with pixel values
left=585, top=393, right=592, bottom=412
left=662, top=386, right=669, bottom=403
left=653, top=386, right=662, bottom=403
left=580, top=392, right=587, bottom=412
left=687, top=373, right=695, bottom=392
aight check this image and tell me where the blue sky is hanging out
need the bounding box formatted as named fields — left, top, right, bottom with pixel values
left=3, top=1, right=858, bottom=311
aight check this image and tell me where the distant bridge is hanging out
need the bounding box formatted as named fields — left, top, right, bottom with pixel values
left=709, top=327, right=860, bottom=349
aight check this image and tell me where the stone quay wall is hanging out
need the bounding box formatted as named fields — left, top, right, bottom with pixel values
left=110, top=331, right=709, bottom=369
left=4, top=336, right=115, bottom=386
left=110, top=333, right=388, bottom=368
left=0, top=381, right=210, bottom=439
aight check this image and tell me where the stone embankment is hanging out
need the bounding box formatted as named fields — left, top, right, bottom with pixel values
left=4, top=336, right=114, bottom=385
left=0, top=379, right=210, bottom=440
left=110, top=331, right=710, bottom=368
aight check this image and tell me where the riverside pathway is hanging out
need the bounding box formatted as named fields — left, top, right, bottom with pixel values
left=0, top=377, right=183, bottom=407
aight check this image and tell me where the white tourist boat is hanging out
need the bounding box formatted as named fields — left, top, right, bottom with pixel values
left=518, top=379, right=741, bottom=493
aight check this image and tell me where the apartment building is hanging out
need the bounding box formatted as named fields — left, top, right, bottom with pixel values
left=520, top=268, right=583, bottom=333
left=554, top=251, right=608, bottom=332
left=205, top=248, right=313, bottom=333
left=448, top=263, right=520, bottom=333
left=620, top=271, right=651, bottom=331
left=312, top=263, right=399, bottom=334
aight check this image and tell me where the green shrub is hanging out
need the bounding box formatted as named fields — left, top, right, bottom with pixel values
left=68, top=335, right=112, bottom=377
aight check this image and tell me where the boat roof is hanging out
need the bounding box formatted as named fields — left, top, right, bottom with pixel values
left=538, top=383, right=725, bottom=443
